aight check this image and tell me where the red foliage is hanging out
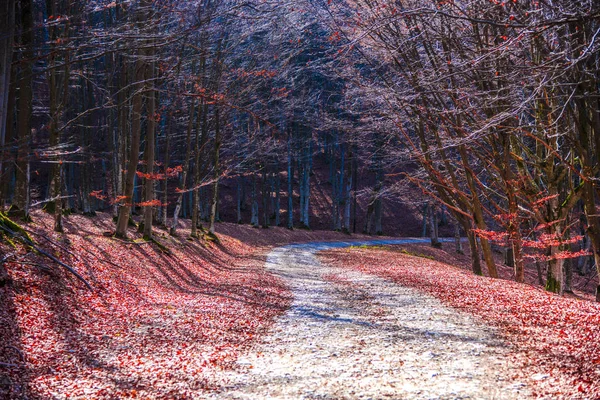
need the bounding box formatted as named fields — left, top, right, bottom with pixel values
left=165, top=165, right=183, bottom=177
left=89, top=190, right=107, bottom=201
left=136, top=199, right=166, bottom=207
left=522, top=233, right=582, bottom=249
left=320, top=247, right=600, bottom=399
left=471, top=228, right=508, bottom=243
left=135, top=165, right=182, bottom=181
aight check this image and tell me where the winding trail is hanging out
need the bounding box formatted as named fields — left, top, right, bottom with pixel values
left=211, top=239, right=532, bottom=399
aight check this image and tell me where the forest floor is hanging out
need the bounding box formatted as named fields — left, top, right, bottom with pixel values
left=209, top=241, right=532, bottom=399
left=0, top=211, right=396, bottom=399
left=319, top=245, right=600, bottom=399
left=1, top=212, right=600, bottom=399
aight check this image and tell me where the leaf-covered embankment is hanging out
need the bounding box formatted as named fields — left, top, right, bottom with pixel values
left=0, top=211, right=292, bottom=399
left=318, top=246, right=600, bottom=399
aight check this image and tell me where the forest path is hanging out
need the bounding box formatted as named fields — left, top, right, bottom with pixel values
left=210, top=239, right=532, bottom=399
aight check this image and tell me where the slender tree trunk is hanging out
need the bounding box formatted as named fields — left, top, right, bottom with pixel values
left=343, top=165, right=352, bottom=234
left=365, top=200, right=374, bottom=235
left=564, top=251, right=573, bottom=293
left=0, top=62, right=16, bottom=209
left=287, top=133, right=293, bottom=229
left=535, top=259, right=545, bottom=286
left=275, top=167, right=281, bottom=226
left=115, top=31, right=146, bottom=237
left=236, top=175, right=243, bottom=224
left=80, top=72, right=95, bottom=216
left=422, top=203, right=429, bottom=237
left=262, top=165, right=269, bottom=229
left=466, top=225, right=483, bottom=275
left=301, top=143, right=311, bottom=228
left=170, top=97, right=195, bottom=235
left=430, top=204, right=441, bottom=248
left=12, top=0, right=33, bottom=219
left=54, top=55, right=70, bottom=232
left=455, top=223, right=463, bottom=254
left=251, top=173, right=259, bottom=227
left=208, top=107, right=220, bottom=235
left=161, top=114, right=171, bottom=227
left=352, top=149, right=358, bottom=234
left=512, top=237, right=525, bottom=283
left=374, top=198, right=383, bottom=235
left=190, top=101, right=205, bottom=238
left=142, top=64, right=156, bottom=240
left=0, top=1, right=15, bottom=207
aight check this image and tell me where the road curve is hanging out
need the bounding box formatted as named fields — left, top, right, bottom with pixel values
left=210, top=239, right=531, bottom=399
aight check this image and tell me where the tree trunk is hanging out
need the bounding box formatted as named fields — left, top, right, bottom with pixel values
left=0, top=1, right=15, bottom=207
left=12, top=0, right=33, bottom=219
left=190, top=101, right=205, bottom=238
left=455, top=223, right=463, bottom=254
left=161, top=113, right=171, bottom=227
left=463, top=225, right=483, bottom=276
left=535, top=259, right=545, bottom=286
left=117, top=52, right=129, bottom=209
left=251, top=174, right=259, bottom=227
left=262, top=165, right=269, bottom=229
left=343, top=168, right=352, bottom=234
left=142, top=64, right=156, bottom=240
left=208, top=107, right=220, bottom=235
left=546, top=246, right=564, bottom=294
left=422, top=203, right=429, bottom=237
left=0, top=62, right=16, bottom=210
left=302, top=141, right=311, bottom=228
left=512, top=237, right=525, bottom=283
left=115, top=28, right=146, bottom=238
left=430, top=205, right=441, bottom=248
left=374, top=198, right=383, bottom=235
left=302, top=157, right=310, bottom=229
left=564, top=255, right=573, bottom=293
left=236, top=175, right=243, bottom=224
left=287, top=134, right=293, bottom=229
left=275, top=168, right=281, bottom=226
left=170, top=97, right=195, bottom=235
left=365, top=200, right=374, bottom=235
left=80, top=76, right=94, bottom=216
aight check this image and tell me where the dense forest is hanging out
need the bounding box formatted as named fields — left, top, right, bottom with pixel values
left=3, top=1, right=600, bottom=399
left=1, top=0, right=600, bottom=298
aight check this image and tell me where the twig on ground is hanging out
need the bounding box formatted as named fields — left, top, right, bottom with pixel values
left=0, top=225, right=92, bottom=290
left=0, top=362, right=21, bottom=369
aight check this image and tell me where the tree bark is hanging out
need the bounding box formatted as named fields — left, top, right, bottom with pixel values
left=455, top=223, right=463, bottom=254
left=142, top=63, right=156, bottom=240
left=170, top=96, right=195, bottom=235
left=251, top=173, right=259, bottom=227
left=0, top=1, right=15, bottom=207
left=468, top=231, right=482, bottom=275
left=236, top=175, right=243, bottom=224
left=262, top=165, right=269, bottom=229
left=115, top=9, right=147, bottom=237
left=12, top=0, right=33, bottom=219
left=161, top=113, right=171, bottom=227
left=208, top=107, right=220, bottom=235
left=275, top=167, right=281, bottom=226
left=430, top=204, right=441, bottom=248
left=287, top=133, right=293, bottom=229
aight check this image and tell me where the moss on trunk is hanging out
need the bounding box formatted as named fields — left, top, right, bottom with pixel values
left=545, top=275, right=561, bottom=294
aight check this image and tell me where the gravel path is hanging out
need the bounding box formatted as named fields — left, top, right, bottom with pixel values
left=211, top=240, right=531, bottom=399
